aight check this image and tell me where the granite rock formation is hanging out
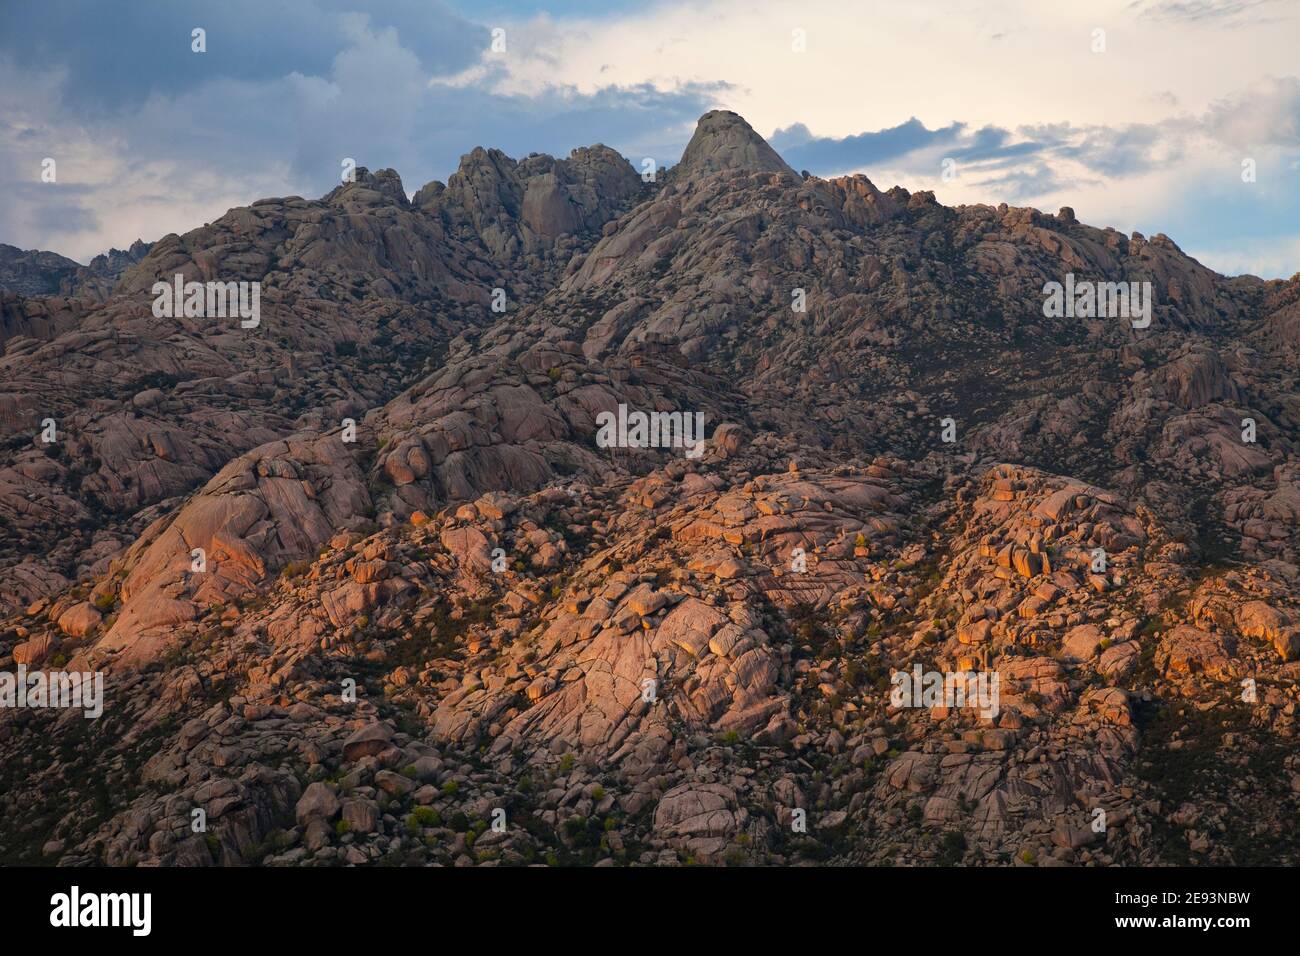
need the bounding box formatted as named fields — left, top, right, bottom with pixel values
left=1, top=112, right=1298, bottom=868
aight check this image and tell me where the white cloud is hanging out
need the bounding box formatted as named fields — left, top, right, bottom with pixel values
left=1205, top=75, right=1300, bottom=149
left=1188, top=235, right=1300, bottom=278
left=478, top=0, right=1298, bottom=139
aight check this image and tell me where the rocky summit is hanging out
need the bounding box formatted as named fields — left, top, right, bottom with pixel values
left=2, top=110, right=1298, bottom=868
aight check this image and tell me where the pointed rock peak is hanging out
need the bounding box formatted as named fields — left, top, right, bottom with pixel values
left=677, top=110, right=795, bottom=178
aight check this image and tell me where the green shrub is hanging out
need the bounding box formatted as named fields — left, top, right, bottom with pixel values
left=939, top=830, right=967, bottom=863
left=408, top=807, right=441, bottom=828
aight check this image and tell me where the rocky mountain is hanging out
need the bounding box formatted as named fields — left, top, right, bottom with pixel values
left=0, top=239, right=154, bottom=301
left=72, top=239, right=156, bottom=299
left=2, top=111, right=1298, bottom=868
left=0, top=244, right=83, bottom=297
left=0, top=240, right=157, bottom=353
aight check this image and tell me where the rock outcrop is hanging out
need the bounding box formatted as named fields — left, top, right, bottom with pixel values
left=676, top=110, right=797, bottom=178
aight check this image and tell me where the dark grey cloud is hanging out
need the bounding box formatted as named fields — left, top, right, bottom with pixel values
left=0, top=182, right=100, bottom=237
left=969, top=163, right=1098, bottom=203
left=101, top=48, right=726, bottom=201
left=770, top=117, right=966, bottom=172
left=767, top=116, right=1110, bottom=185
left=1019, top=121, right=1178, bottom=178
left=0, top=0, right=487, bottom=113
left=0, top=11, right=723, bottom=260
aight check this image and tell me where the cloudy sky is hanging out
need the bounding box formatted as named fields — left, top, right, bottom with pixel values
left=2, top=0, right=1297, bottom=277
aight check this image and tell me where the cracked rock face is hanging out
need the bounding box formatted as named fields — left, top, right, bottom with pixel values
left=2, top=111, right=1299, bottom=868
